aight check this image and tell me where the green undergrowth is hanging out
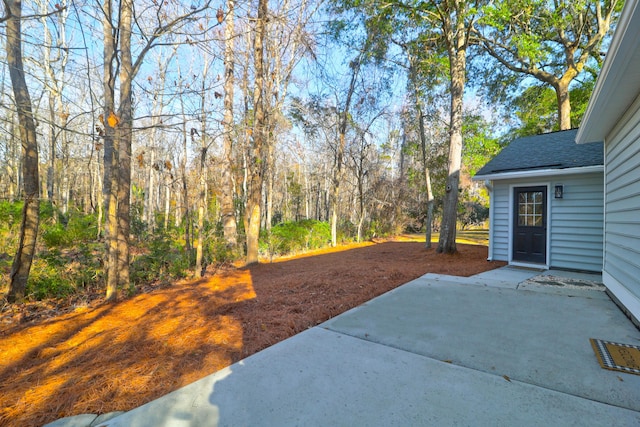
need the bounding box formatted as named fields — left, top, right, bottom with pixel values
left=1, top=200, right=443, bottom=302
left=0, top=201, right=248, bottom=301
left=260, top=220, right=331, bottom=258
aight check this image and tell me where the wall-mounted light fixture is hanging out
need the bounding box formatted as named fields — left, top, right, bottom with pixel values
left=555, top=185, right=564, bottom=199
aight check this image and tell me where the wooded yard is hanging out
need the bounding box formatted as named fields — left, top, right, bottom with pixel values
left=0, top=239, right=504, bottom=427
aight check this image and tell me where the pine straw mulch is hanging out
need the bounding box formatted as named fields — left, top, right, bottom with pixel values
left=0, top=239, right=506, bottom=427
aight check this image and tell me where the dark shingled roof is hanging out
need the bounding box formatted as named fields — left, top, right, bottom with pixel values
left=474, top=128, right=603, bottom=177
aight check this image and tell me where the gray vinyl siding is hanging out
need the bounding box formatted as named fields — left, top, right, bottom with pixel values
left=548, top=173, right=604, bottom=272
left=491, top=183, right=510, bottom=261
left=604, top=109, right=640, bottom=302
left=489, top=173, right=603, bottom=271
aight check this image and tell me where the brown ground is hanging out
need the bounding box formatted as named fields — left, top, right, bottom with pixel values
left=0, top=239, right=505, bottom=427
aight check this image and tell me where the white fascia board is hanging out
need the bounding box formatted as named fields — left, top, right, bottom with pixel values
left=577, top=0, right=640, bottom=144
left=471, top=165, right=603, bottom=182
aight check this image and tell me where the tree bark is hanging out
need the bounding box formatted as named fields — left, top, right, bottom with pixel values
left=331, top=56, right=361, bottom=247
left=102, top=0, right=119, bottom=301
left=221, top=0, right=238, bottom=247
left=245, top=0, right=268, bottom=264
left=115, top=0, right=133, bottom=291
left=416, top=102, right=434, bottom=248
left=555, top=79, right=572, bottom=130
left=5, top=0, right=40, bottom=303
left=195, top=62, right=210, bottom=277
left=47, top=95, right=56, bottom=204
left=99, top=0, right=210, bottom=298
left=196, top=146, right=206, bottom=276
left=178, top=70, right=191, bottom=250
left=437, top=8, right=468, bottom=255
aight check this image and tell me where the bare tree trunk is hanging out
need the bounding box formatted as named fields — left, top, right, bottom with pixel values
left=38, top=0, right=69, bottom=211
left=60, top=112, right=69, bottom=214
left=145, top=147, right=156, bottom=228
left=195, top=67, right=210, bottom=277
left=100, top=0, right=210, bottom=299
left=406, top=51, right=435, bottom=248
left=265, top=147, right=274, bottom=230
left=115, top=0, right=133, bottom=290
left=239, top=27, right=252, bottom=239
left=103, top=0, right=133, bottom=300
left=94, top=153, right=103, bottom=238
left=555, top=79, right=572, bottom=130
left=331, top=58, right=360, bottom=247
left=196, top=148, right=206, bottom=276
left=245, top=0, right=268, bottom=264
left=221, top=0, right=238, bottom=247
left=179, top=82, right=191, bottom=250
left=102, top=0, right=119, bottom=301
left=356, top=178, right=365, bottom=243
left=164, top=178, right=171, bottom=231
left=437, top=22, right=467, bottom=254
left=6, top=119, right=18, bottom=201
left=417, top=102, right=434, bottom=248
left=304, top=165, right=310, bottom=219
left=5, top=0, right=40, bottom=303
left=263, top=47, right=275, bottom=231
left=47, top=95, right=56, bottom=204
left=144, top=53, right=172, bottom=232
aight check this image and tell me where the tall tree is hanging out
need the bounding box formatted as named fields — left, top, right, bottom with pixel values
left=504, top=78, right=597, bottom=138
left=245, top=0, right=269, bottom=264
left=100, top=0, right=211, bottom=300
left=431, top=1, right=480, bottom=254
left=405, top=50, right=437, bottom=248
left=195, top=41, right=213, bottom=278
left=330, top=50, right=362, bottom=246
left=4, top=0, right=41, bottom=303
left=221, top=0, right=238, bottom=248
left=262, top=0, right=318, bottom=231
left=37, top=0, right=70, bottom=209
left=478, top=0, right=620, bottom=130
left=332, top=0, right=481, bottom=253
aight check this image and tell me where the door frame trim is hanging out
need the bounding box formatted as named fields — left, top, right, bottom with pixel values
left=508, top=182, right=551, bottom=269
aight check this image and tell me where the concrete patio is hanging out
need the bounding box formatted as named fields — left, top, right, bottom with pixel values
left=47, top=267, right=640, bottom=426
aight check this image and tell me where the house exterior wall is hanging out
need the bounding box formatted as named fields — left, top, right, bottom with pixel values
left=490, top=183, right=510, bottom=262
left=489, top=173, right=603, bottom=272
left=601, top=101, right=640, bottom=321
left=549, top=173, right=604, bottom=272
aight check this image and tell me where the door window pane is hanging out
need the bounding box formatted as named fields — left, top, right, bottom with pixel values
left=517, top=191, right=543, bottom=227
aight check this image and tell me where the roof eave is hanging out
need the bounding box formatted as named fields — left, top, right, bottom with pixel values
left=472, top=165, right=604, bottom=181
left=577, top=0, right=640, bottom=144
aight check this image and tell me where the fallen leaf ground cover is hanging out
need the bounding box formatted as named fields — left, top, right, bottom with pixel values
left=0, top=239, right=505, bottom=427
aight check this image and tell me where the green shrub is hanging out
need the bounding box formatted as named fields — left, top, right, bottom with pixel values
left=38, top=201, right=56, bottom=221
left=66, top=213, right=99, bottom=243
left=337, top=220, right=357, bottom=242
left=26, top=256, right=76, bottom=300
left=41, top=211, right=99, bottom=248
left=130, top=237, right=193, bottom=285
left=23, top=247, right=102, bottom=300
left=0, top=202, right=20, bottom=256
left=261, top=220, right=331, bottom=256
left=206, top=236, right=239, bottom=265
left=0, top=201, right=23, bottom=228
left=42, top=223, right=71, bottom=247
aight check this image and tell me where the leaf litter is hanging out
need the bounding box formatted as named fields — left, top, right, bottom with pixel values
left=0, top=240, right=505, bottom=427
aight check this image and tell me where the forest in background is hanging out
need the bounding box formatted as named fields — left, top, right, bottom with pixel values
left=0, top=0, right=621, bottom=303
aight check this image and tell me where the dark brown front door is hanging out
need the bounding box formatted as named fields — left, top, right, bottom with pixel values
left=513, top=186, right=546, bottom=264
